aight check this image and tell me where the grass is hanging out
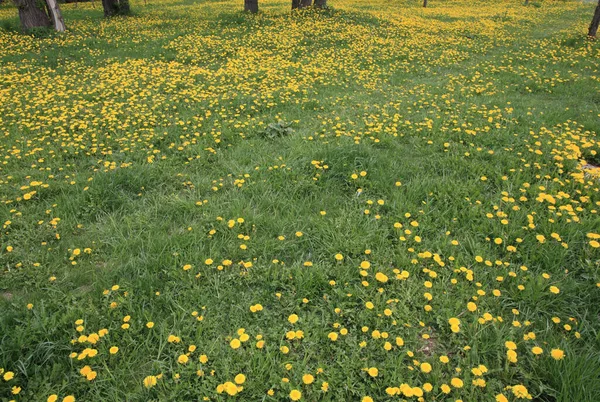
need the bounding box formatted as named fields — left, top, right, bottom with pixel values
left=0, top=0, right=600, bottom=400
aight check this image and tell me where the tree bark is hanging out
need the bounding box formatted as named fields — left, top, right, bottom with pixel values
left=314, top=0, right=326, bottom=8
left=299, top=0, right=312, bottom=8
left=423, top=0, right=427, bottom=7
left=291, top=0, right=300, bottom=9
left=102, top=0, right=130, bottom=16
left=244, top=0, right=258, bottom=13
left=46, top=0, right=65, bottom=31
left=118, top=0, right=130, bottom=14
left=14, top=0, right=52, bottom=30
left=589, top=0, right=600, bottom=38
left=102, top=0, right=118, bottom=16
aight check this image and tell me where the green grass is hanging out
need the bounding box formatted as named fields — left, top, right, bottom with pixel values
left=1, top=0, right=600, bottom=401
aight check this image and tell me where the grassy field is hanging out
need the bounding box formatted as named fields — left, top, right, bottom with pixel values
left=1, top=0, right=600, bottom=400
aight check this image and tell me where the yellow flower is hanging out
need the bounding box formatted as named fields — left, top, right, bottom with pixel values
left=288, top=314, right=299, bottom=324
left=109, top=346, right=119, bottom=354
left=549, top=286, right=560, bottom=294
left=328, top=332, right=338, bottom=341
left=289, top=389, right=302, bottom=401
left=450, top=377, right=464, bottom=388
left=367, top=367, right=378, bottom=377
left=420, top=362, right=432, bottom=373
left=496, top=394, right=509, bottom=402
left=234, top=374, right=246, bottom=384
left=334, top=253, right=343, bottom=261
left=230, top=339, right=241, bottom=349
left=551, top=348, right=565, bottom=360
left=3, top=371, right=14, bottom=381
left=362, top=397, right=373, bottom=402
left=143, top=375, right=157, bottom=388
left=505, top=341, right=517, bottom=350
left=531, top=346, right=543, bottom=355
left=223, top=381, right=238, bottom=396
left=321, top=381, right=329, bottom=392
left=512, top=384, right=532, bottom=399
left=63, top=396, right=75, bottom=402
left=177, top=354, right=189, bottom=364
left=302, top=374, right=314, bottom=384
left=48, top=395, right=58, bottom=402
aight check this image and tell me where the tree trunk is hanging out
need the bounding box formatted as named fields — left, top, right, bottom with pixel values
left=119, top=0, right=130, bottom=15
left=314, top=0, right=326, bottom=8
left=589, top=0, right=600, bottom=38
left=102, top=0, right=118, bottom=16
left=299, top=0, right=311, bottom=8
left=46, top=0, right=65, bottom=31
left=423, top=0, right=427, bottom=7
left=102, top=0, right=130, bottom=17
left=14, top=0, right=52, bottom=30
left=244, top=0, right=258, bottom=13
left=291, top=0, right=300, bottom=9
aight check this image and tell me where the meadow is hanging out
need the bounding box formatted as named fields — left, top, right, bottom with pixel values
left=1, top=0, right=600, bottom=400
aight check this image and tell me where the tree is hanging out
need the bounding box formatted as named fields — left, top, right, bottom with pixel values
left=314, top=0, right=326, bottom=8
left=423, top=0, right=427, bottom=7
left=244, top=0, right=258, bottom=13
left=292, top=0, right=311, bottom=9
left=46, top=0, right=65, bottom=31
left=13, top=0, right=65, bottom=31
left=102, top=0, right=130, bottom=17
left=590, top=0, right=600, bottom=38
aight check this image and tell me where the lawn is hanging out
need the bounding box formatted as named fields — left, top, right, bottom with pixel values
left=1, top=0, right=600, bottom=400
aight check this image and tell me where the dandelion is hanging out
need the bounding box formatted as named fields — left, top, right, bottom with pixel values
left=302, top=374, right=314, bottom=384
left=551, top=348, right=565, bottom=360
left=531, top=346, right=543, bottom=355
left=289, top=389, right=302, bottom=400
left=143, top=375, right=157, bottom=388
left=450, top=378, right=464, bottom=388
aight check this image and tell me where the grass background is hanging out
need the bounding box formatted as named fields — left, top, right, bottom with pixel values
left=0, top=0, right=600, bottom=400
